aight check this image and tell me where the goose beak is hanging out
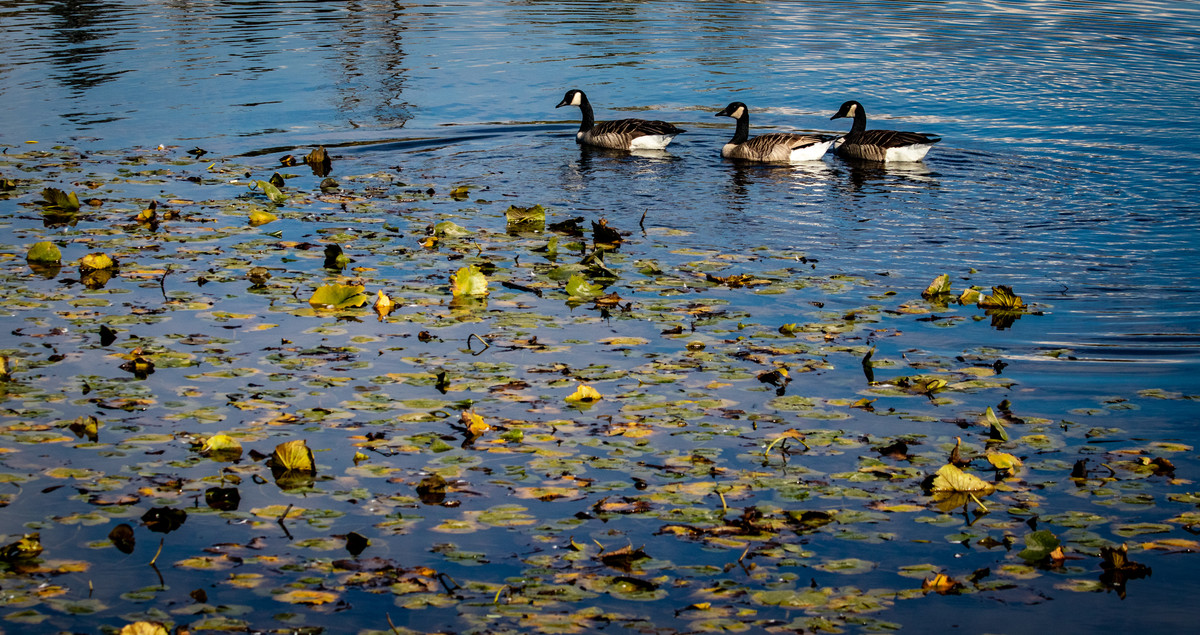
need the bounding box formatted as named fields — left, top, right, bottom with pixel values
left=555, top=99, right=569, bottom=108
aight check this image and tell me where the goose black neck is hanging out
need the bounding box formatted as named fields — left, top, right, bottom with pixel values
left=577, top=95, right=595, bottom=133
left=729, top=111, right=750, bottom=145
left=849, top=105, right=867, bottom=134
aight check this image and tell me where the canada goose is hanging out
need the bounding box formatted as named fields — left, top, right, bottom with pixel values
left=555, top=89, right=684, bottom=150
left=829, top=100, right=940, bottom=162
left=715, top=102, right=835, bottom=162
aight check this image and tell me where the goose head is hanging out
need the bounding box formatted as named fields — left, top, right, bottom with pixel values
left=830, top=100, right=862, bottom=121
left=715, top=102, right=749, bottom=120
left=556, top=89, right=586, bottom=109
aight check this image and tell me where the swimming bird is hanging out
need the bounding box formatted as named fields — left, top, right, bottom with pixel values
left=555, top=89, right=684, bottom=150
left=829, top=100, right=940, bottom=162
left=714, top=102, right=835, bottom=162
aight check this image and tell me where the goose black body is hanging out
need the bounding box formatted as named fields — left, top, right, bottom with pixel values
left=715, top=101, right=835, bottom=162
left=829, top=100, right=940, bottom=162
left=556, top=89, right=684, bottom=150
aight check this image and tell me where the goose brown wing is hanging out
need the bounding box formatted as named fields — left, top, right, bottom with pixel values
left=851, top=129, right=940, bottom=148
left=737, top=133, right=832, bottom=161
left=594, top=118, right=685, bottom=138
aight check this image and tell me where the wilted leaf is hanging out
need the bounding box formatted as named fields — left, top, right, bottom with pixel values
left=108, top=524, right=135, bottom=554
left=416, top=474, right=448, bottom=505
left=978, top=285, right=1024, bottom=309
left=41, top=187, right=81, bottom=211
left=450, top=265, right=489, bottom=297
left=305, top=146, right=332, bottom=177
left=141, top=507, right=187, bottom=534
left=204, top=487, right=240, bottom=512
left=460, top=409, right=490, bottom=438
left=922, top=573, right=962, bottom=593
left=921, top=273, right=952, bottom=299
left=308, top=283, right=368, bottom=309
left=1, top=532, right=43, bottom=561
left=26, top=241, right=62, bottom=264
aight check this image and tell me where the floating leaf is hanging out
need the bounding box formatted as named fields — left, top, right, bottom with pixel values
left=269, top=439, right=315, bottom=472
left=565, top=383, right=602, bottom=404
left=274, top=589, right=339, bottom=605
left=79, top=253, right=116, bottom=272
left=505, top=204, right=546, bottom=228
left=433, top=220, right=472, bottom=237
left=986, top=451, right=1022, bottom=473
left=930, top=464, right=994, bottom=494
left=200, top=434, right=243, bottom=460
left=118, top=622, right=169, bottom=635
left=449, top=185, right=471, bottom=201
left=26, top=241, right=62, bottom=264
left=1017, top=529, right=1060, bottom=563
left=450, top=265, right=489, bottom=297
left=251, top=179, right=287, bottom=204
left=565, top=273, right=601, bottom=300
left=248, top=209, right=277, bottom=226
left=308, top=283, right=368, bottom=309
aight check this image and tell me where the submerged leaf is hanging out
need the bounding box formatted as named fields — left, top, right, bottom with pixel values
left=1018, top=529, right=1061, bottom=563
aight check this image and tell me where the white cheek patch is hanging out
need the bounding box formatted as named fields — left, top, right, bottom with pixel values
left=732, top=106, right=745, bottom=119
left=571, top=93, right=582, bottom=106
left=847, top=104, right=858, bottom=116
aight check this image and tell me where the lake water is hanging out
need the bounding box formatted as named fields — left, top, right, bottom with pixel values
left=2, top=1, right=1199, bottom=633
